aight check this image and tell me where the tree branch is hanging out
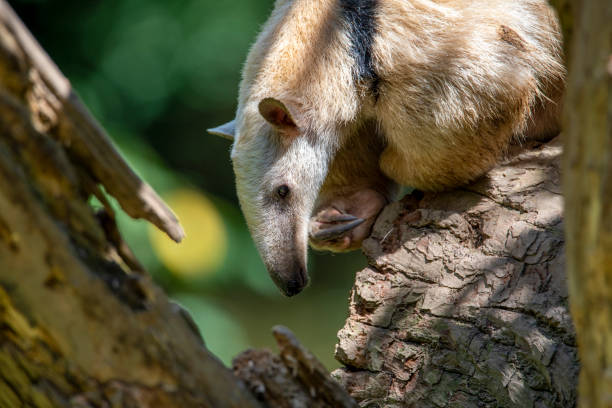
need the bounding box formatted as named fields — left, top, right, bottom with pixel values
left=0, top=1, right=261, bottom=406
left=0, top=0, right=184, bottom=243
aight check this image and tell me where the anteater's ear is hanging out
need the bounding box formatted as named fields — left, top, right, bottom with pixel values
left=258, top=98, right=297, bottom=129
left=207, top=119, right=236, bottom=141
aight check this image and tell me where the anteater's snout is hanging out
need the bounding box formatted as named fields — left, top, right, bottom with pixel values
left=284, top=270, right=308, bottom=297
left=271, top=260, right=309, bottom=297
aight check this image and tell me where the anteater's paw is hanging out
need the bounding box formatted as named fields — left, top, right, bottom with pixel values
left=309, top=209, right=366, bottom=251
left=308, top=189, right=387, bottom=252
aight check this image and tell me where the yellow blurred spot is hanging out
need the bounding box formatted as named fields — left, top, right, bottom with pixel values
left=149, top=188, right=227, bottom=278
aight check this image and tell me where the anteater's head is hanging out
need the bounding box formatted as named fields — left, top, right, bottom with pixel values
left=209, top=98, right=333, bottom=296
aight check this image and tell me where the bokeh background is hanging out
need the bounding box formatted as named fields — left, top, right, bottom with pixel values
left=11, top=0, right=368, bottom=368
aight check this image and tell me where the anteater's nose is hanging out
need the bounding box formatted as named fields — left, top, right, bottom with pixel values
left=274, top=262, right=309, bottom=297
left=284, top=277, right=306, bottom=297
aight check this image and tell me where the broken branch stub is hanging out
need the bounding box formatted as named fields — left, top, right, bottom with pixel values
left=0, top=0, right=184, bottom=242
left=234, top=326, right=359, bottom=408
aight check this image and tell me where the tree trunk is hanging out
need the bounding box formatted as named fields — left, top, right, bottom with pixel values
left=563, top=0, right=612, bottom=407
left=330, top=138, right=578, bottom=408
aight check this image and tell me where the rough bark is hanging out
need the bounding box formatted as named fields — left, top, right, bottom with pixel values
left=563, top=0, right=612, bottom=407
left=233, top=326, right=358, bottom=408
left=332, top=138, right=579, bottom=407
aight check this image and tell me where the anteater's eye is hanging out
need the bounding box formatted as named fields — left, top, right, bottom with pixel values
left=277, top=185, right=290, bottom=199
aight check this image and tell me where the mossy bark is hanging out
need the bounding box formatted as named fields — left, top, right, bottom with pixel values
left=0, top=2, right=261, bottom=407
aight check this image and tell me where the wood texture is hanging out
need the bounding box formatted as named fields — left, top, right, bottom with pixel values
left=333, top=138, right=579, bottom=407
left=234, top=326, right=358, bottom=408
left=563, top=0, right=612, bottom=406
left=0, top=0, right=184, bottom=243
left=0, top=1, right=259, bottom=406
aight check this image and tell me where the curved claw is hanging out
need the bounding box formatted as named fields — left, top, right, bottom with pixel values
left=310, top=217, right=365, bottom=241
left=317, top=213, right=361, bottom=223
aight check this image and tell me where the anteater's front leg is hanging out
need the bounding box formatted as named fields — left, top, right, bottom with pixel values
left=309, top=185, right=394, bottom=252
left=308, top=124, right=398, bottom=252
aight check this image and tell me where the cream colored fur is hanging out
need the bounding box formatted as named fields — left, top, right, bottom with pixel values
left=222, top=0, right=564, bottom=295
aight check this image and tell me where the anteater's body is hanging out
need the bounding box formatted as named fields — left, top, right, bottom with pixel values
left=210, top=0, right=564, bottom=296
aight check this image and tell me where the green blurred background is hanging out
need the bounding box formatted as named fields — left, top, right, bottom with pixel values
left=11, top=0, right=368, bottom=368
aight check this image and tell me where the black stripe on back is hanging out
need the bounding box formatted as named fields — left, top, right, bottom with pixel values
left=339, top=0, right=379, bottom=91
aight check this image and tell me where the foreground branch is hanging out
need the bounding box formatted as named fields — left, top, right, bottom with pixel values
left=0, top=1, right=184, bottom=243
left=234, top=326, right=358, bottom=408
left=0, top=2, right=259, bottom=406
